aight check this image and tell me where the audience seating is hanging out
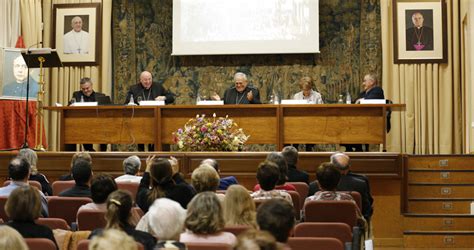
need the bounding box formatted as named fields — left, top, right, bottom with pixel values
left=3, top=180, right=42, bottom=190
left=287, top=182, right=309, bottom=203
left=77, top=210, right=107, bottom=231
left=186, top=242, right=232, bottom=250
left=287, top=190, right=301, bottom=220
left=294, top=222, right=352, bottom=250
left=0, top=196, right=8, bottom=221
left=116, top=182, right=139, bottom=201
left=77, top=239, right=144, bottom=250
left=342, top=191, right=362, bottom=211
left=132, top=206, right=144, bottom=218
left=223, top=225, right=252, bottom=236
left=303, top=200, right=358, bottom=228
left=52, top=180, right=75, bottom=196
left=47, top=196, right=92, bottom=226
left=36, top=218, right=71, bottom=230
left=25, top=238, right=57, bottom=250
left=288, top=237, right=344, bottom=250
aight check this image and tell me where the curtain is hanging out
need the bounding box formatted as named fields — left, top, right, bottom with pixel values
left=37, top=0, right=113, bottom=151
left=381, top=0, right=462, bottom=154
left=0, top=0, right=21, bottom=48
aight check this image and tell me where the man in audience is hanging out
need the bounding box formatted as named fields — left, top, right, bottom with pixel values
left=59, top=151, right=92, bottom=181
left=201, top=158, right=238, bottom=190
left=308, top=152, right=373, bottom=220
left=250, top=161, right=292, bottom=204
left=115, top=155, right=142, bottom=183
left=212, top=72, right=261, bottom=104
left=59, top=158, right=93, bottom=197
left=0, top=157, right=48, bottom=217
left=281, top=146, right=309, bottom=183
left=257, top=199, right=294, bottom=249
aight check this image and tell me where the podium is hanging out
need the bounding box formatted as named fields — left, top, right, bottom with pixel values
left=21, top=48, right=62, bottom=150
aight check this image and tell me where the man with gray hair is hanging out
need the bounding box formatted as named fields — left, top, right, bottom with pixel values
left=308, top=152, right=373, bottom=221
left=201, top=158, right=238, bottom=190
left=212, top=72, right=261, bottom=104
left=115, top=155, right=142, bottom=183
left=281, top=146, right=309, bottom=184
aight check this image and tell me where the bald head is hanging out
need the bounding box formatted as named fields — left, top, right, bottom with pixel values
left=330, top=152, right=351, bottom=172
left=139, top=71, right=153, bottom=89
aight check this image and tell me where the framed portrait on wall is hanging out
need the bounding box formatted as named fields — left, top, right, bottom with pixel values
left=393, top=0, right=447, bottom=64
left=52, top=3, right=101, bottom=66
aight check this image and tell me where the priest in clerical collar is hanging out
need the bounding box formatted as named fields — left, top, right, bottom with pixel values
left=212, top=72, right=261, bottom=104
left=405, top=11, right=433, bottom=51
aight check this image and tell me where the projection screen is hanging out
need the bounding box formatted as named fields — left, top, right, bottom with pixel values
left=172, top=0, right=319, bottom=55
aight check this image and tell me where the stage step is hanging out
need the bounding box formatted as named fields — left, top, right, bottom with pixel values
left=403, top=231, right=474, bottom=248
left=404, top=214, right=474, bottom=231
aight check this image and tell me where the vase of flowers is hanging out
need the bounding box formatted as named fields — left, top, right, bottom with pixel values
left=172, top=113, right=250, bottom=151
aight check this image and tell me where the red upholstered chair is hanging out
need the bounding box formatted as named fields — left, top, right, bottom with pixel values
left=52, top=180, right=75, bottom=196
left=287, top=182, right=309, bottom=204
left=47, top=196, right=92, bottom=226
left=223, top=225, right=252, bottom=236
left=287, top=190, right=301, bottom=220
left=303, top=200, right=358, bottom=228
left=186, top=242, right=232, bottom=250
left=294, top=222, right=352, bottom=248
left=0, top=196, right=9, bottom=222
left=25, top=238, right=57, bottom=250
left=116, top=182, right=139, bottom=201
left=3, top=180, right=42, bottom=191
left=36, top=218, right=71, bottom=230
left=77, top=239, right=144, bottom=250
left=77, top=210, right=107, bottom=231
left=346, top=191, right=362, bottom=211
left=287, top=237, right=344, bottom=250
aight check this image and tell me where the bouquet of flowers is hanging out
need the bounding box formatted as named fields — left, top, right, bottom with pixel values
left=173, top=113, right=250, bottom=151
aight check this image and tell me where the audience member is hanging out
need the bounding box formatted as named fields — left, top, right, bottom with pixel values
left=253, top=152, right=296, bottom=192
left=305, top=162, right=366, bottom=227
left=191, top=164, right=225, bottom=201
left=0, top=225, right=28, bottom=250
left=5, top=186, right=57, bottom=248
left=256, top=199, right=294, bottom=249
left=18, top=148, right=52, bottom=196
left=78, top=174, right=117, bottom=214
left=0, top=157, right=48, bottom=217
left=308, top=153, right=373, bottom=220
left=180, top=192, right=237, bottom=245
left=89, top=190, right=156, bottom=250
left=136, top=156, right=195, bottom=212
left=223, top=185, right=257, bottom=229
left=251, top=161, right=293, bottom=204
left=201, top=158, right=238, bottom=190
left=89, top=229, right=138, bottom=250
left=115, top=155, right=142, bottom=183
left=59, top=151, right=92, bottom=181
left=59, top=158, right=93, bottom=197
left=234, top=229, right=280, bottom=250
left=281, top=146, right=309, bottom=184
left=136, top=198, right=187, bottom=249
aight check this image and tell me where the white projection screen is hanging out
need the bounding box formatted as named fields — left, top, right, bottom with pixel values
left=172, top=0, right=319, bottom=55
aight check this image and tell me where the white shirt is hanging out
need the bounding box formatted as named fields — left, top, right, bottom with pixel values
left=115, top=174, right=142, bottom=183
left=63, top=30, right=90, bottom=54
left=293, top=90, right=323, bottom=104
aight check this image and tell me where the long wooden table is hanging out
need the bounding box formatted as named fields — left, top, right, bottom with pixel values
left=45, top=104, right=404, bottom=150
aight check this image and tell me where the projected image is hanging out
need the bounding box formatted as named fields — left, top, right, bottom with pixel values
left=180, top=0, right=311, bottom=42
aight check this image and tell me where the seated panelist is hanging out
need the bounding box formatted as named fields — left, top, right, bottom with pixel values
left=293, top=76, right=323, bottom=104
left=125, top=71, right=175, bottom=105
left=212, top=72, right=261, bottom=104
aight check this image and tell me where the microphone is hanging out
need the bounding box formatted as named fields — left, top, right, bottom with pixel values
left=27, top=42, right=43, bottom=53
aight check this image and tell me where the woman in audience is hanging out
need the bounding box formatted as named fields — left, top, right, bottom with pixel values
left=191, top=164, right=225, bottom=201
left=136, top=156, right=195, bottom=212
left=5, top=186, right=58, bottom=248
left=253, top=152, right=296, bottom=192
left=0, top=226, right=28, bottom=250
left=77, top=174, right=117, bottom=214
left=251, top=161, right=293, bottom=204
left=234, top=229, right=280, bottom=250
left=90, top=229, right=138, bottom=250
left=89, top=190, right=156, bottom=250
left=18, top=148, right=52, bottom=196
left=180, top=192, right=237, bottom=245
left=136, top=198, right=187, bottom=249
left=223, top=185, right=257, bottom=229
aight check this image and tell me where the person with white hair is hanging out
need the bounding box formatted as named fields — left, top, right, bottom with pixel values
left=63, top=16, right=89, bottom=54
left=136, top=198, right=187, bottom=249
left=115, top=155, right=143, bottom=183
left=18, top=148, right=52, bottom=196
left=212, top=72, right=261, bottom=104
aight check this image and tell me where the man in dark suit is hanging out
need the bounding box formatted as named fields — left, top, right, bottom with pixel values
left=281, top=146, right=309, bottom=184
left=406, top=12, right=433, bottom=51
left=58, top=158, right=92, bottom=197
left=211, top=72, right=261, bottom=104
left=308, top=152, right=373, bottom=221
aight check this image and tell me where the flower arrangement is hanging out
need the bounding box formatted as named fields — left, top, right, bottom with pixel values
left=173, top=113, right=250, bottom=151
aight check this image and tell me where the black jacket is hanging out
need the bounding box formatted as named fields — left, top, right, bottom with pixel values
left=287, top=164, right=309, bottom=184
left=125, top=82, right=174, bottom=104
left=69, top=91, right=106, bottom=105
left=223, top=86, right=261, bottom=104
left=358, top=86, right=384, bottom=100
